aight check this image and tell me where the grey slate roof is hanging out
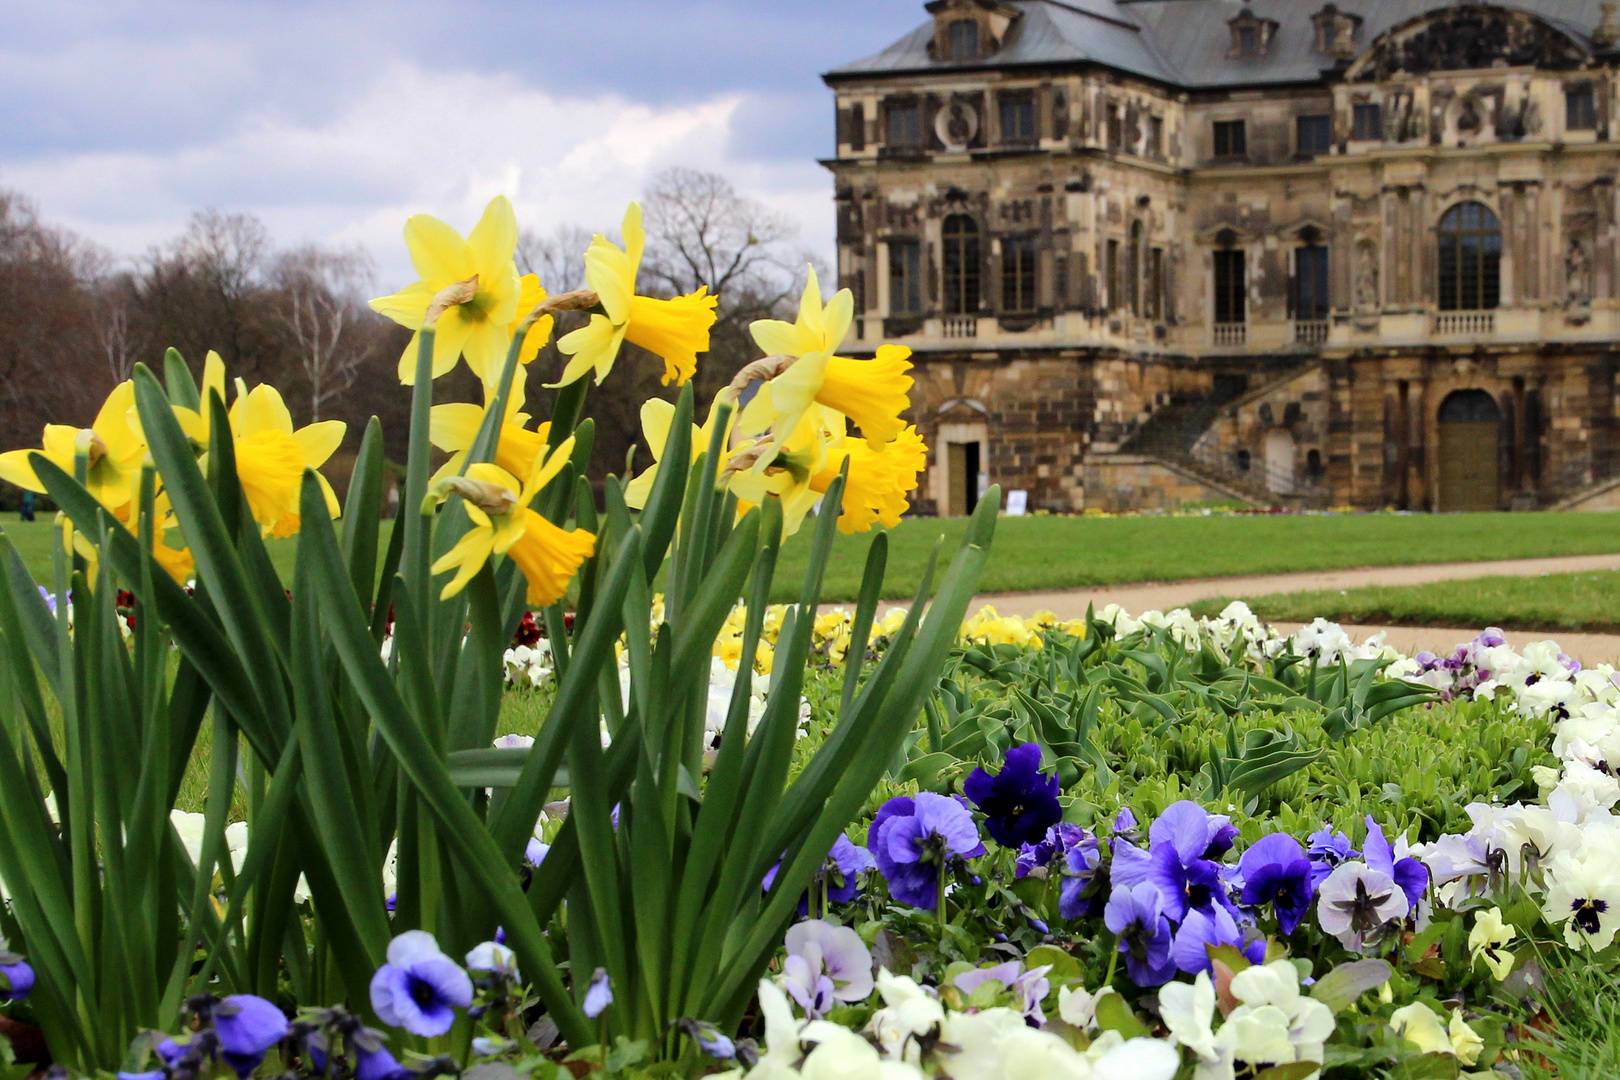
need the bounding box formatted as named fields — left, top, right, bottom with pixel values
left=826, top=0, right=1612, bottom=88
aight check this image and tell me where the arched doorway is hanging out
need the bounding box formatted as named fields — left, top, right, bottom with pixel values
left=1437, top=389, right=1501, bottom=512
left=1264, top=429, right=1296, bottom=494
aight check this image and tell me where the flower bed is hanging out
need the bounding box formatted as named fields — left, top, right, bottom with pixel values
left=0, top=192, right=1599, bottom=1080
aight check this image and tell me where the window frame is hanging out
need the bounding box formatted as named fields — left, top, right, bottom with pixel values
left=1002, top=234, right=1038, bottom=313
left=886, top=100, right=923, bottom=148
left=1567, top=84, right=1598, bottom=131
left=942, top=215, right=981, bottom=315
left=1148, top=115, right=1164, bottom=158
left=1104, top=238, right=1121, bottom=312
left=888, top=239, right=923, bottom=314
left=1146, top=246, right=1165, bottom=319
left=1296, top=113, right=1332, bottom=156
left=999, top=92, right=1037, bottom=144
left=947, top=18, right=980, bottom=61
left=1437, top=202, right=1502, bottom=313
left=1213, top=246, right=1247, bottom=325
left=1213, top=119, right=1247, bottom=159
left=1294, top=244, right=1330, bottom=320
left=1351, top=103, right=1383, bottom=141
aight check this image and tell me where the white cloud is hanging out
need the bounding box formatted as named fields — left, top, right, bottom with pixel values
left=4, top=59, right=833, bottom=287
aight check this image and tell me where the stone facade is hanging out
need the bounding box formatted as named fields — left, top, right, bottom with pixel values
left=825, top=0, right=1620, bottom=513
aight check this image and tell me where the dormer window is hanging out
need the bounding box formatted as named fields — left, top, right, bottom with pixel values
left=926, top=0, right=1019, bottom=62
left=1310, top=4, right=1363, bottom=60
left=1228, top=7, right=1279, bottom=58
left=947, top=19, right=979, bottom=60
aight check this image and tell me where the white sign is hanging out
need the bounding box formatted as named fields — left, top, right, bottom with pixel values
left=1006, top=489, right=1029, bottom=516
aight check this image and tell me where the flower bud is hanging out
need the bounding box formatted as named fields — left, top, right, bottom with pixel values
left=423, top=475, right=517, bottom=516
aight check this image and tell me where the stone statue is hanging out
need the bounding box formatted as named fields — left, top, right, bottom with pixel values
left=1567, top=235, right=1593, bottom=307
left=1355, top=241, right=1379, bottom=309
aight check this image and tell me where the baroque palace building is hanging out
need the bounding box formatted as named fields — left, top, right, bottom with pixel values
left=824, top=0, right=1620, bottom=513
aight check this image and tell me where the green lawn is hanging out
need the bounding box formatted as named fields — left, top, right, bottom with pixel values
left=6, top=510, right=1620, bottom=604
left=1191, top=568, right=1620, bottom=634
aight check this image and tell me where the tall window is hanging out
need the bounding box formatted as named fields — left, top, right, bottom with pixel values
left=848, top=103, right=865, bottom=151
left=1568, top=84, right=1597, bottom=131
left=1214, top=245, right=1246, bottom=325
left=1297, top=114, right=1332, bottom=155
left=1105, top=239, right=1120, bottom=311
left=1352, top=103, right=1383, bottom=141
left=1438, top=202, right=1501, bottom=312
left=1000, top=94, right=1036, bottom=143
left=887, top=102, right=922, bottom=147
left=1107, top=104, right=1123, bottom=150
left=1127, top=221, right=1144, bottom=314
left=1213, top=119, right=1246, bottom=158
left=1295, top=244, right=1329, bottom=319
left=942, top=215, right=980, bottom=314
left=888, top=240, right=922, bottom=313
left=1002, top=235, right=1037, bottom=312
left=1146, top=247, right=1165, bottom=319
left=1148, top=115, right=1164, bottom=158
left=947, top=19, right=979, bottom=60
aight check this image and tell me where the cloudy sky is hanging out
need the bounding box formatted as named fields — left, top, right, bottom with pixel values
left=0, top=0, right=922, bottom=286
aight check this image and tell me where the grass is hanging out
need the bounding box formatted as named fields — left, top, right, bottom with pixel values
left=1190, top=569, right=1620, bottom=634
left=8, top=510, right=1620, bottom=603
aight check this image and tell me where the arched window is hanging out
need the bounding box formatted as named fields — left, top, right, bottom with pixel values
left=942, top=214, right=980, bottom=315
left=1438, top=202, right=1501, bottom=312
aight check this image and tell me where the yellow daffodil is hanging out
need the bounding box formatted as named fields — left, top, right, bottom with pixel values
left=429, top=378, right=550, bottom=484
left=736, top=268, right=914, bottom=452
left=165, top=351, right=230, bottom=445
left=369, top=196, right=523, bottom=386
left=808, top=423, right=928, bottom=534
left=70, top=491, right=195, bottom=587
left=429, top=446, right=596, bottom=605
left=724, top=409, right=831, bottom=537
left=510, top=273, right=554, bottom=369
left=0, top=381, right=147, bottom=514
left=624, top=397, right=733, bottom=509
left=224, top=383, right=346, bottom=538
left=555, top=203, right=718, bottom=387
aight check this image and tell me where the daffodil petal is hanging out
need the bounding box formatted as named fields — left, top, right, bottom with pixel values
left=292, top=421, right=346, bottom=468
left=404, top=213, right=474, bottom=284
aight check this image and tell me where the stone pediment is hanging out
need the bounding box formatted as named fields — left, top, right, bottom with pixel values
left=1345, top=5, right=1592, bottom=83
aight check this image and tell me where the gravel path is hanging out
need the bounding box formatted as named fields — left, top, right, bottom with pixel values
left=958, top=552, right=1620, bottom=665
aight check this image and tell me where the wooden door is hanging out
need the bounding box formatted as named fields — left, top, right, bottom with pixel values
left=1438, top=421, right=1500, bottom=511
left=947, top=443, right=968, bottom=517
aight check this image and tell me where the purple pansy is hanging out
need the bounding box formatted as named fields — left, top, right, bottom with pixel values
left=0, top=957, right=33, bottom=1001
left=763, top=835, right=877, bottom=915
left=1171, top=906, right=1266, bottom=976
left=1362, top=817, right=1429, bottom=913
left=1150, top=801, right=1238, bottom=862
left=369, top=931, right=474, bottom=1037
left=953, top=960, right=1053, bottom=1024
left=583, top=968, right=613, bottom=1018
left=1146, top=841, right=1235, bottom=924
left=213, top=994, right=290, bottom=1078
left=1238, top=833, right=1316, bottom=935
left=868, top=793, right=985, bottom=910
left=963, top=743, right=1063, bottom=849
left=1104, top=882, right=1176, bottom=987
left=1305, top=827, right=1359, bottom=889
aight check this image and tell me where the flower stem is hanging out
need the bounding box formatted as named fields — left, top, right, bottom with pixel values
left=1103, top=934, right=1119, bottom=989
left=936, top=867, right=948, bottom=931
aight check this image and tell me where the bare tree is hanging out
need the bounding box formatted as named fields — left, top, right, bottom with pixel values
left=273, top=244, right=376, bottom=421
left=136, top=208, right=276, bottom=379
left=515, top=224, right=593, bottom=294
left=93, top=271, right=143, bottom=383
left=639, top=167, right=798, bottom=303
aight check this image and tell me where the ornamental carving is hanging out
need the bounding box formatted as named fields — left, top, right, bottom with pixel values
left=1348, top=7, right=1589, bottom=82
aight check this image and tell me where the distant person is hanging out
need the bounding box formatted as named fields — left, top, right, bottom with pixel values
left=385, top=484, right=400, bottom=519
left=18, top=491, right=34, bottom=522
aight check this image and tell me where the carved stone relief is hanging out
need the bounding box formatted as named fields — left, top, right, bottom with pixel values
left=1350, top=9, right=1589, bottom=82
left=1355, top=239, right=1380, bottom=309
left=935, top=98, right=979, bottom=152
left=1567, top=234, right=1593, bottom=307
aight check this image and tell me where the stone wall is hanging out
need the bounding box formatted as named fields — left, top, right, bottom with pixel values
left=1081, top=454, right=1252, bottom=513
